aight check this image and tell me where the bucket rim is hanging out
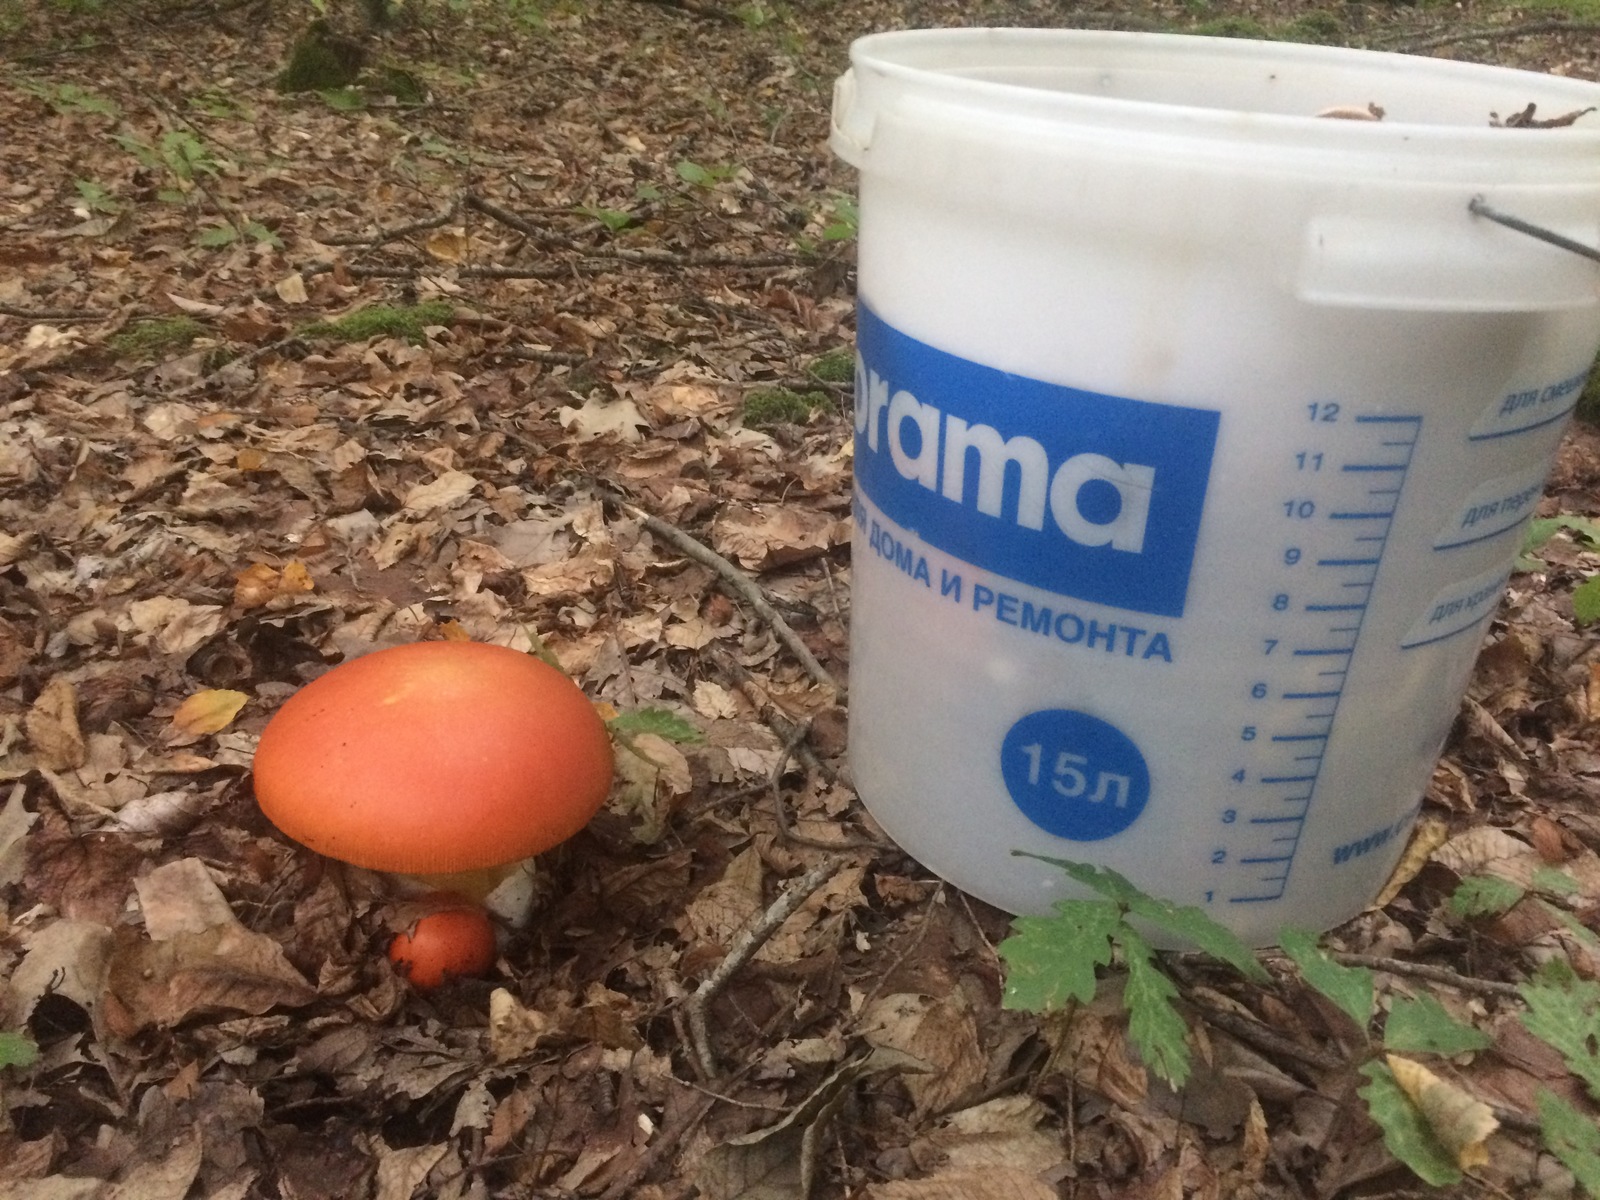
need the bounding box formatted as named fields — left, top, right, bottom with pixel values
left=842, top=26, right=1600, bottom=151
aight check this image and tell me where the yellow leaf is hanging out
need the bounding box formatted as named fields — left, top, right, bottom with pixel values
left=236, top=448, right=268, bottom=471
left=1385, top=1054, right=1499, bottom=1170
left=171, top=689, right=249, bottom=737
left=425, top=228, right=470, bottom=263
left=438, top=621, right=473, bottom=642
left=274, top=272, right=308, bottom=304
left=234, top=562, right=281, bottom=609
left=1372, top=815, right=1450, bottom=909
left=279, top=560, right=315, bottom=594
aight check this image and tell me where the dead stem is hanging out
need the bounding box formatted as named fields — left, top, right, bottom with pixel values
left=685, top=855, right=846, bottom=1079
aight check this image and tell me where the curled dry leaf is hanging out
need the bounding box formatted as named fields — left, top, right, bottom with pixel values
left=1385, top=1054, right=1499, bottom=1171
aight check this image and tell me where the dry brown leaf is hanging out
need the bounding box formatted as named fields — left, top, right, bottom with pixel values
left=913, top=1095, right=1065, bottom=1178
left=25, top=676, right=86, bottom=771
left=370, top=1139, right=448, bottom=1200
left=403, top=469, right=479, bottom=513
left=710, top=504, right=847, bottom=570
left=865, top=1168, right=1058, bottom=1200
left=681, top=845, right=765, bottom=951
left=0, top=782, right=36, bottom=889
left=102, top=923, right=317, bottom=1035
left=488, top=988, right=558, bottom=1062
left=557, top=394, right=650, bottom=442
left=134, top=857, right=238, bottom=940
left=1385, top=1055, right=1499, bottom=1171
left=1431, top=826, right=1544, bottom=888
left=168, top=689, right=249, bottom=738
left=859, top=992, right=985, bottom=1118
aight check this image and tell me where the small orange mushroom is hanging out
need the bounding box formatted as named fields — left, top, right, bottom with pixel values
left=388, top=893, right=497, bottom=991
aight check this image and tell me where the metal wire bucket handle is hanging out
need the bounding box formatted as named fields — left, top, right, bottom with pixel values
left=1469, top=196, right=1600, bottom=266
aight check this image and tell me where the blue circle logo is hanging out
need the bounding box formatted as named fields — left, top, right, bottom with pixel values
left=1001, top=709, right=1150, bottom=841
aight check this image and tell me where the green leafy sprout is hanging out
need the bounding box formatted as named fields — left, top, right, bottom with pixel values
left=999, top=857, right=1600, bottom=1194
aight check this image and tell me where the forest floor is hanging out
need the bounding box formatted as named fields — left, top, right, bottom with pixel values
left=4, top=0, right=1600, bottom=1197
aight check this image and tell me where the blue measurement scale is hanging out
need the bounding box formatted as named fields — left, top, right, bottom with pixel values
left=1224, top=409, right=1423, bottom=904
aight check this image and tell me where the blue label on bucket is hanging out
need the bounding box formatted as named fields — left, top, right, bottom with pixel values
left=855, top=305, right=1220, bottom=618
left=1001, top=709, right=1151, bottom=841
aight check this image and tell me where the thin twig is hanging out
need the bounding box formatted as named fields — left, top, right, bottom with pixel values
left=320, top=207, right=458, bottom=247
left=465, top=192, right=795, bottom=269
left=0, top=305, right=108, bottom=321
left=598, top=488, right=844, bottom=699
left=1328, top=952, right=1522, bottom=1001
left=685, top=855, right=846, bottom=1079
left=710, top=647, right=831, bottom=780
left=1382, top=19, right=1600, bottom=52
left=1188, top=998, right=1540, bottom=1135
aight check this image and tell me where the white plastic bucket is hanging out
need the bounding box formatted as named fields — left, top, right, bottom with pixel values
left=832, top=29, right=1600, bottom=944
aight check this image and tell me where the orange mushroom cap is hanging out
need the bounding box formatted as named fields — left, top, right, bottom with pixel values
left=253, top=641, right=614, bottom=874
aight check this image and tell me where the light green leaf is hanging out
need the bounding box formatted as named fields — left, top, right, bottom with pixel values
left=1014, top=854, right=1268, bottom=982
left=1539, top=900, right=1600, bottom=955
left=1532, top=867, right=1580, bottom=897
left=576, top=205, right=633, bottom=233
left=1537, top=1089, right=1600, bottom=1196
left=1520, top=971, right=1600, bottom=1101
left=1383, top=994, right=1491, bottom=1056
left=675, top=160, right=714, bottom=187
left=1573, top=576, right=1600, bottom=627
left=0, top=1030, right=37, bottom=1070
left=1280, top=927, right=1375, bottom=1030
left=998, top=899, right=1120, bottom=1013
left=1120, top=927, right=1191, bottom=1089
left=244, top=221, right=283, bottom=248
left=320, top=87, right=366, bottom=111
left=196, top=224, right=238, bottom=247
left=607, top=707, right=704, bottom=744
left=1449, top=874, right=1525, bottom=919
left=1357, top=1061, right=1463, bottom=1186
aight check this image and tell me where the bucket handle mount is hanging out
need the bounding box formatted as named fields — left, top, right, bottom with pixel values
left=1468, top=196, right=1600, bottom=266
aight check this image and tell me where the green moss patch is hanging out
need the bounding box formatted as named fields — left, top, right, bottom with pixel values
left=108, top=316, right=207, bottom=359
left=806, top=348, right=854, bottom=384
left=300, top=301, right=455, bottom=344
left=743, top=387, right=829, bottom=429
left=277, top=20, right=367, bottom=94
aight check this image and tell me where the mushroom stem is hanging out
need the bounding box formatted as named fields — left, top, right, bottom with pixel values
left=394, top=862, right=519, bottom=903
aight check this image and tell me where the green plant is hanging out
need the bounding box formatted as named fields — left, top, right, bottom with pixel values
left=821, top=196, right=857, bottom=242
left=108, top=316, right=207, bottom=359
left=20, top=79, right=118, bottom=117
left=575, top=204, right=636, bottom=233
left=114, top=129, right=229, bottom=201
left=74, top=178, right=120, bottom=215
left=196, top=219, right=283, bottom=250
left=0, top=1030, right=37, bottom=1069
left=742, top=387, right=829, bottom=429
left=676, top=159, right=739, bottom=188
left=999, top=858, right=1600, bottom=1194
left=299, top=301, right=455, bottom=344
